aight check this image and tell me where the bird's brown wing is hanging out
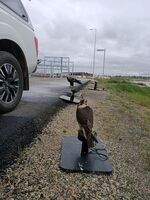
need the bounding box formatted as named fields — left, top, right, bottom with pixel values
left=76, top=105, right=94, bottom=148
left=76, top=106, right=93, bottom=131
left=67, top=76, right=75, bottom=82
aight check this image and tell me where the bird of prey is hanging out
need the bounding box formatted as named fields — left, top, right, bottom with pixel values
left=76, top=95, right=94, bottom=155
left=67, top=76, right=82, bottom=86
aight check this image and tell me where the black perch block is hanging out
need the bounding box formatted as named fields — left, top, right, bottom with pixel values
left=60, top=137, right=113, bottom=173
left=94, top=81, right=97, bottom=90
left=59, top=88, right=80, bottom=104
left=78, top=130, right=99, bottom=156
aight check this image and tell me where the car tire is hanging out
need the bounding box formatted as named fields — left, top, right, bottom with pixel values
left=0, top=51, right=23, bottom=114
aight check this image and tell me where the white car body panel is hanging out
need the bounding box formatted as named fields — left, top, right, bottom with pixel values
left=0, top=2, right=37, bottom=73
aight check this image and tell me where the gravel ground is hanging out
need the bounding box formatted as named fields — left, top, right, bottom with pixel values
left=0, top=83, right=150, bottom=200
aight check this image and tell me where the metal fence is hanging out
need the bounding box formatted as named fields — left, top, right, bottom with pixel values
left=33, top=56, right=74, bottom=77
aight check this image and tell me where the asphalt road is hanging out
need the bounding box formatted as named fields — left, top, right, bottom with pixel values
left=0, top=76, right=87, bottom=169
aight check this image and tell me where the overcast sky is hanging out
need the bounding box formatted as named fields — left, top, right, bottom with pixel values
left=22, top=0, right=150, bottom=75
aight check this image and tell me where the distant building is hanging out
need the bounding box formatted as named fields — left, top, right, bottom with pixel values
left=69, top=72, right=93, bottom=78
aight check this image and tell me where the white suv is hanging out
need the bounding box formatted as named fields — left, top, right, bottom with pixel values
left=0, top=0, right=38, bottom=114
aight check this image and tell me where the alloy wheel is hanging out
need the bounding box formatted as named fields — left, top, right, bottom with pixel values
left=0, top=63, right=19, bottom=103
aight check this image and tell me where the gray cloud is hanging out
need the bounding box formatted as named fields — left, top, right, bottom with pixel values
left=22, top=0, right=150, bottom=75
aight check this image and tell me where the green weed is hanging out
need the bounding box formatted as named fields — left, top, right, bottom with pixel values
left=96, top=77, right=150, bottom=108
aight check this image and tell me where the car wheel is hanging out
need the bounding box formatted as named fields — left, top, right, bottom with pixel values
left=0, top=51, right=23, bottom=114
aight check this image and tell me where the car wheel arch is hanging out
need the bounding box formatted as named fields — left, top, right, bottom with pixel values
left=0, top=39, right=29, bottom=90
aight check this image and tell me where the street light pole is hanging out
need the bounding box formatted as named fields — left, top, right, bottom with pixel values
left=97, top=49, right=106, bottom=76
left=102, top=49, right=106, bottom=76
left=90, top=29, right=97, bottom=77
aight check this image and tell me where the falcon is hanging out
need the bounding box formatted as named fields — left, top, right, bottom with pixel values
left=67, top=76, right=82, bottom=86
left=76, top=95, right=94, bottom=155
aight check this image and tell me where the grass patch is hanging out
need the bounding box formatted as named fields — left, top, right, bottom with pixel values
left=129, top=92, right=150, bottom=108
left=97, top=77, right=150, bottom=108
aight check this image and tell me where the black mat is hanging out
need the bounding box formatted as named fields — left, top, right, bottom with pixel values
left=59, top=95, right=80, bottom=104
left=60, top=137, right=113, bottom=173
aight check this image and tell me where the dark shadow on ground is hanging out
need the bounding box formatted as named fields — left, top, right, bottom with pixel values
left=0, top=99, right=66, bottom=171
